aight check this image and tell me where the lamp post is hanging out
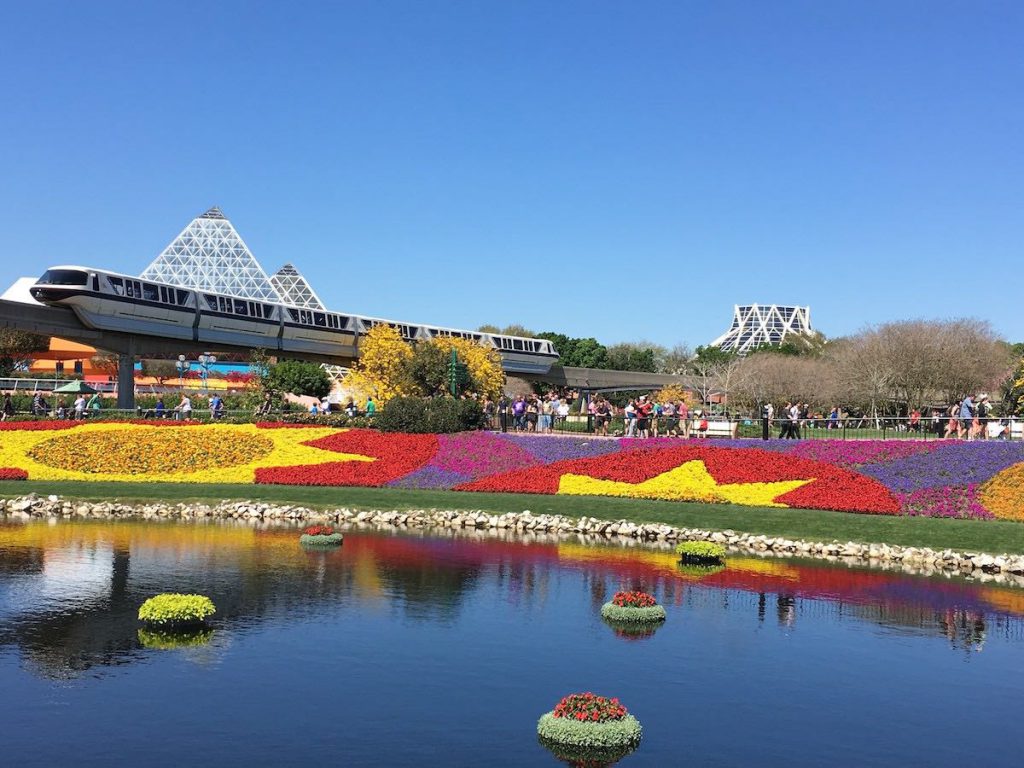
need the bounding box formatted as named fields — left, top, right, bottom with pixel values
left=176, top=355, right=192, bottom=387
left=198, top=353, right=217, bottom=392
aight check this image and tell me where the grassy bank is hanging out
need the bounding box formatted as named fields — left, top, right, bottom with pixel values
left=3, top=480, right=1024, bottom=555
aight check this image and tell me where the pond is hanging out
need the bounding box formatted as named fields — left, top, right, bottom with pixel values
left=1, top=518, right=1023, bottom=766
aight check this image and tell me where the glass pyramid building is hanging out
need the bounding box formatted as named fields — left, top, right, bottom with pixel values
left=710, top=304, right=812, bottom=355
left=269, top=263, right=325, bottom=309
left=139, top=206, right=281, bottom=301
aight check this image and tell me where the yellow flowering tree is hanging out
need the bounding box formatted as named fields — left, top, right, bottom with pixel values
left=343, top=324, right=414, bottom=405
left=427, top=337, right=505, bottom=400
left=653, top=384, right=695, bottom=407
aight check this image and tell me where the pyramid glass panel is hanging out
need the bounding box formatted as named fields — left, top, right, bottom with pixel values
left=139, top=207, right=281, bottom=301
left=709, top=304, right=812, bottom=355
left=269, top=263, right=325, bottom=309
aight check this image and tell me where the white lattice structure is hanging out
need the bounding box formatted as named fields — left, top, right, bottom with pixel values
left=710, top=304, right=812, bottom=354
left=270, top=263, right=324, bottom=309
left=140, top=206, right=280, bottom=301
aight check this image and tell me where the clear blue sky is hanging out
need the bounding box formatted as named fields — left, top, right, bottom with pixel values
left=1, top=1, right=1021, bottom=348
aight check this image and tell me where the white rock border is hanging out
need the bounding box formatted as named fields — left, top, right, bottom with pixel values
left=3, top=494, right=1024, bottom=582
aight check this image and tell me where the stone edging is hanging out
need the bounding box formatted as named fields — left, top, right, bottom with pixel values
left=3, top=494, right=1024, bottom=585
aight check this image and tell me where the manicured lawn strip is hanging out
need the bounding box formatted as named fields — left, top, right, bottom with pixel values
left=4, top=480, right=1024, bottom=554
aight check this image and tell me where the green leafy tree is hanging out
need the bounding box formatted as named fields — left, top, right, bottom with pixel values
left=266, top=359, right=332, bottom=399
left=0, top=329, right=48, bottom=376
left=538, top=332, right=609, bottom=369
left=140, top=359, right=179, bottom=384
left=405, top=342, right=450, bottom=397
left=605, top=342, right=662, bottom=373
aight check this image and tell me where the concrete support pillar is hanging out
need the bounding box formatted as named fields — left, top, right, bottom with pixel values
left=116, top=342, right=136, bottom=411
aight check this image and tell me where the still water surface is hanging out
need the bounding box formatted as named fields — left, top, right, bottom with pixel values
left=1, top=519, right=1022, bottom=767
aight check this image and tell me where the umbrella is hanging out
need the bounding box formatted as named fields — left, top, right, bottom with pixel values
left=52, top=380, right=99, bottom=394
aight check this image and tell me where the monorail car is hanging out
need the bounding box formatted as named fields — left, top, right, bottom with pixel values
left=29, top=266, right=558, bottom=373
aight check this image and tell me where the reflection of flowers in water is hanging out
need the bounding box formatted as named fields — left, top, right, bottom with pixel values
left=538, top=736, right=637, bottom=767
left=137, top=627, right=214, bottom=650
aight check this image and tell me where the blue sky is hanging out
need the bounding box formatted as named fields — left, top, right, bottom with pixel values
left=1, top=1, right=1021, bottom=348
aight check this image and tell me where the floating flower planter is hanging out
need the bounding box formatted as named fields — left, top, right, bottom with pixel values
left=300, top=524, right=343, bottom=547
left=137, top=627, right=214, bottom=650
left=675, top=541, right=727, bottom=566
left=537, top=693, right=642, bottom=758
left=599, top=591, right=666, bottom=624
left=138, top=593, right=216, bottom=629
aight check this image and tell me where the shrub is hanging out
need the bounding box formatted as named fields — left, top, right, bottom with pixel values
left=537, top=693, right=642, bottom=749
left=138, top=593, right=216, bottom=627
left=675, top=541, right=727, bottom=564
left=376, top=396, right=486, bottom=434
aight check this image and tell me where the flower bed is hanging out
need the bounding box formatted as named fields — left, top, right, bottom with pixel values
left=537, top=693, right=642, bottom=752
left=138, top=593, right=216, bottom=628
left=599, top=590, right=666, bottom=623
left=300, top=524, right=343, bottom=546
left=1, top=424, right=1024, bottom=520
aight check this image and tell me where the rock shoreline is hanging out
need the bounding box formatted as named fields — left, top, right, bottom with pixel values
left=3, top=494, right=1024, bottom=586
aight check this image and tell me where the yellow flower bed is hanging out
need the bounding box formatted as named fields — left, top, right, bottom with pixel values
left=0, top=423, right=372, bottom=483
left=556, top=461, right=811, bottom=507
left=979, top=464, right=1024, bottom=521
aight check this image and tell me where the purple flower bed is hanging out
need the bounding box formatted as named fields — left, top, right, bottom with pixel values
left=858, top=442, right=1024, bottom=492
left=896, top=485, right=994, bottom=519
left=388, top=465, right=471, bottom=490
left=789, top=440, right=940, bottom=469
left=498, top=434, right=623, bottom=464
left=430, top=432, right=540, bottom=479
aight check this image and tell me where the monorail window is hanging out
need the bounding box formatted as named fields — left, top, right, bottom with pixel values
left=287, top=308, right=300, bottom=322
left=107, top=277, right=125, bottom=296
left=143, top=284, right=159, bottom=302
left=205, top=295, right=218, bottom=310
left=234, top=300, right=248, bottom=316
left=159, top=287, right=169, bottom=303
left=513, top=339, right=523, bottom=351
left=177, top=290, right=189, bottom=305
left=40, top=269, right=88, bottom=286
left=314, top=312, right=326, bottom=327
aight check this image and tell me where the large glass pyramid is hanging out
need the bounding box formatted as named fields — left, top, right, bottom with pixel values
left=140, top=207, right=280, bottom=301
left=270, top=263, right=324, bottom=309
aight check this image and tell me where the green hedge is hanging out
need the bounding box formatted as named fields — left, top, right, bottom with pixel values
left=536, top=713, right=642, bottom=749
left=376, top=397, right=486, bottom=433
left=599, top=602, right=666, bottom=623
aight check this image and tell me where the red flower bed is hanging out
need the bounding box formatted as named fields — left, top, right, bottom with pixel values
left=611, top=590, right=657, bottom=608
left=0, top=468, right=28, bottom=480
left=303, top=524, right=335, bottom=536
left=456, top=446, right=900, bottom=515
left=0, top=420, right=81, bottom=431
left=552, top=693, right=628, bottom=723
left=255, top=429, right=438, bottom=487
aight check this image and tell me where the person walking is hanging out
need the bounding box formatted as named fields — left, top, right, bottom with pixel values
left=1, top=393, right=13, bottom=421
left=87, top=392, right=101, bottom=417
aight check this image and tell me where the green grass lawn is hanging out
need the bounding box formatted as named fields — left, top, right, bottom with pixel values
left=3, top=480, right=1024, bottom=555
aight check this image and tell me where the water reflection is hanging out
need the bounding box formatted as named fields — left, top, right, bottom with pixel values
left=1, top=519, right=1023, bottom=680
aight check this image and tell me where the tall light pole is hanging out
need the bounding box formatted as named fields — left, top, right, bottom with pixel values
left=198, top=353, right=217, bottom=392
left=176, top=355, right=192, bottom=387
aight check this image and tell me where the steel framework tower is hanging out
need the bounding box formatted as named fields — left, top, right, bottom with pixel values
left=710, top=304, right=812, bottom=354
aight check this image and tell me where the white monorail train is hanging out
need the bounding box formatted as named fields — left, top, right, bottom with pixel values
left=29, top=266, right=559, bottom=374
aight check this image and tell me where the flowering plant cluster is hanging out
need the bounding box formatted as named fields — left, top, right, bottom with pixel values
left=303, top=524, right=336, bottom=536
left=675, top=541, right=727, bottom=562
left=611, top=591, right=657, bottom=608
left=138, top=593, right=216, bottom=627
left=2, top=422, right=1024, bottom=521
left=552, top=693, right=627, bottom=723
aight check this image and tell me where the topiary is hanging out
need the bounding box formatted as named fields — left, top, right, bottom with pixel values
left=537, top=693, right=642, bottom=751
left=138, top=593, right=216, bottom=628
left=300, top=524, right=343, bottom=547
left=599, top=591, right=666, bottom=624
left=675, top=541, right=727, bottom=565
